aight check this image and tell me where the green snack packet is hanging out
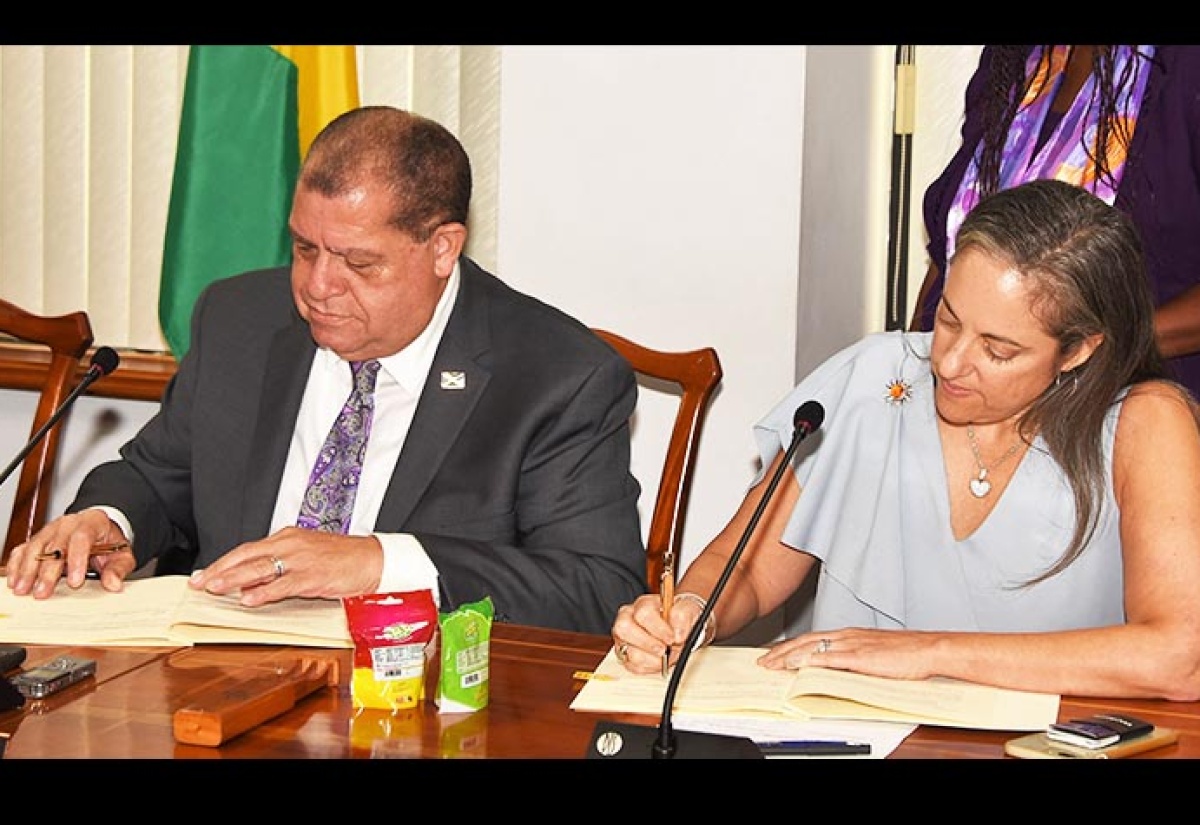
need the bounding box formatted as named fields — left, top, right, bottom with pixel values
left=437, top=596, right=493, bottom=713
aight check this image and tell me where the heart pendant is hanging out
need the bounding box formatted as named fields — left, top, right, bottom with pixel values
left=969, top=477, right=991, bottom=498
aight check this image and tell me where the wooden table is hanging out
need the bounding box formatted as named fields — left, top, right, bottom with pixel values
left=4, top=623, right=1200, bottom=759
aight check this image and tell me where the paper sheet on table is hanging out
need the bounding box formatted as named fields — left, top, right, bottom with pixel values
left=0, top=575, right=350, bottom=647
left=571, top=646, right=1058, bottom=730
left=672, top=712, right=917, bottom=759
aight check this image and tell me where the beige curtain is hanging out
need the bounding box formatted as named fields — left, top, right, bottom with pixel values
left=0, top=45, right=501, bottom=352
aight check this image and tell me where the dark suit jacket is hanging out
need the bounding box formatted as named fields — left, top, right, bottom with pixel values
left=69, top=258, right=647, bottom=634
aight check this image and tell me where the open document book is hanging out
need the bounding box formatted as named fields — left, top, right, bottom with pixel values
left=571, top=645, right=1059, bottom=731
left=0, top=575, right=350, bottom=648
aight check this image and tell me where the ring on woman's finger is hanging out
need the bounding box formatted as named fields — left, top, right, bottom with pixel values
left=270, top=556, right=285, bottom=580
left=815, top=638, right=832, bottom=654
left=614, top=642, right=630, bottom=664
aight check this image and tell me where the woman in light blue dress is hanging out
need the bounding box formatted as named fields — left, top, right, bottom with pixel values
left=612, top=179, right=1200, bottom=701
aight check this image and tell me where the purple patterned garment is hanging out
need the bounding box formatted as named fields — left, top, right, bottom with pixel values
left=918, top=46, right=1200, bottom=399
left=296, top=359, right=381, bottom=534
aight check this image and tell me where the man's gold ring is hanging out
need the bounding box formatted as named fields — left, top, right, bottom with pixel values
left=816, top=638, right=832, bottom=654
left=615, top=642, right=630, bottom=664
left=270, top=556, right=285, bottom=580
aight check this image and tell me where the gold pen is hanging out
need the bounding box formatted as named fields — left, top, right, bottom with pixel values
left=660, top=549, right=675, bottom=678
left=35, top=540, right=131, bottom=561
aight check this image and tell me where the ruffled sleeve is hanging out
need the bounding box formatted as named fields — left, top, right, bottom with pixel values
left=752, top=331, right=934, bottom=628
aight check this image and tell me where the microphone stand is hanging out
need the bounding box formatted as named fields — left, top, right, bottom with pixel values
left=0, top=349, right=118, bottom=489
left=588, top=401, right=824, bottom=759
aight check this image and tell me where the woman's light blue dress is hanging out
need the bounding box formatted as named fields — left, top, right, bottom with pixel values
left=753, top=331, right=1125, bottom=633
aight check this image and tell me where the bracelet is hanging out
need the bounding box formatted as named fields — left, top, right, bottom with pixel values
left=673, top=592, right=716, bottom=647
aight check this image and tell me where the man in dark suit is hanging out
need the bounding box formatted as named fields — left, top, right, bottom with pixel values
left=4, top=106, right=646, bottom=635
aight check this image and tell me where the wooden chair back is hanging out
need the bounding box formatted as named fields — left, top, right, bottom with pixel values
left=0, top=298, right=94, bottom=565
left=592, top=329, right=723, bottom=593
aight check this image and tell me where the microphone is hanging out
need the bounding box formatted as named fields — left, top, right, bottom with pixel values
left=587, top=399, right=826, bottom=759
left=0, top=346, right=120, bottom=490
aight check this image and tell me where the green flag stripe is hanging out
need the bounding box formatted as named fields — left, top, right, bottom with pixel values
left=159, top=46, right=300, bottom=358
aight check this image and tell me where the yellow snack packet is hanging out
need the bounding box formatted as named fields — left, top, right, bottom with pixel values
left=343, top=590, right=438, bottom=711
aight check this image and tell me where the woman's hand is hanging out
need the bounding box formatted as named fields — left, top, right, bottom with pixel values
left=758, top=627, right=943, bottom=681
left=610, top=591, right=709, bottom=674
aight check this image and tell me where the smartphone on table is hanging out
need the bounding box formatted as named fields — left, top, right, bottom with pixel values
left=1006, top=713, right=1178, bottom=759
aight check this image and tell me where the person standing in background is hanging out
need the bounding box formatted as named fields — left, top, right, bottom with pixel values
left=911, top=46, right=1200, bottom=400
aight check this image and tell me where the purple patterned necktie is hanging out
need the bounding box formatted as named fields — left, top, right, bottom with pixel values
left=296, top=359, right=382, bottom=534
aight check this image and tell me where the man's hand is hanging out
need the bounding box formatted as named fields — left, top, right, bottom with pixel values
left=4, top=509, right=134, bottom=598
left=187, top=526, right=384, bottom=606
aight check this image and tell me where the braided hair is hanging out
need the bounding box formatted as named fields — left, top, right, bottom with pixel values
left=975, top=46, right=1158, bottom=199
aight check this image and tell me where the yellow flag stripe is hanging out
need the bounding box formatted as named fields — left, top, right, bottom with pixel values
left=273, top=45, right=361, bottom=156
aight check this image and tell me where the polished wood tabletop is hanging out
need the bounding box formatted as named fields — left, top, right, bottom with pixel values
left=4, top=622, right=1200, bottom=759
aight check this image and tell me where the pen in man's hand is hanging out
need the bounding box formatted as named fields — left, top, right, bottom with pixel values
left=660, top=549, right=675, bottom=679
left=35, top=541, right=130, bottom=561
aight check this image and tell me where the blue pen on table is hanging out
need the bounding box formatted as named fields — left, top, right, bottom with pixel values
left=758, top=740, right=872, bottom=756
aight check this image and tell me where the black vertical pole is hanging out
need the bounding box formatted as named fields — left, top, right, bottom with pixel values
left=886, top=45, right=916, bottom=331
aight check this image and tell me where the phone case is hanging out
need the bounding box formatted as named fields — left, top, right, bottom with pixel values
left=1047, top=713, right=1155, bottom=748
left=1047, top=720, right=1121, bottom=748
left=1006, top=727, right=1179, bottom=759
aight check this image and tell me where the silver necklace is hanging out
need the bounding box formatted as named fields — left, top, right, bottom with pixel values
left=965, top=424, right=1021, bottom=498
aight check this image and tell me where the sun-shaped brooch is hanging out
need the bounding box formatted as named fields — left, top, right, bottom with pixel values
left=884, top=378, right=912, bottom=406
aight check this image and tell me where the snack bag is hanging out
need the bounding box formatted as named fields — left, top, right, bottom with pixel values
left=436, top=595, right=493, bottom=713
left=343, top=589, right=438, bottom=710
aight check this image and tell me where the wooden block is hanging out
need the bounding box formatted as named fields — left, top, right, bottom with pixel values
left=172, top=658, right=334, bottom=747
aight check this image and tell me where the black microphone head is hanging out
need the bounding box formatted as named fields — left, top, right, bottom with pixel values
left=89, top=346, right=120, bottom=377
left=794, top=399, right=825, bottom=435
